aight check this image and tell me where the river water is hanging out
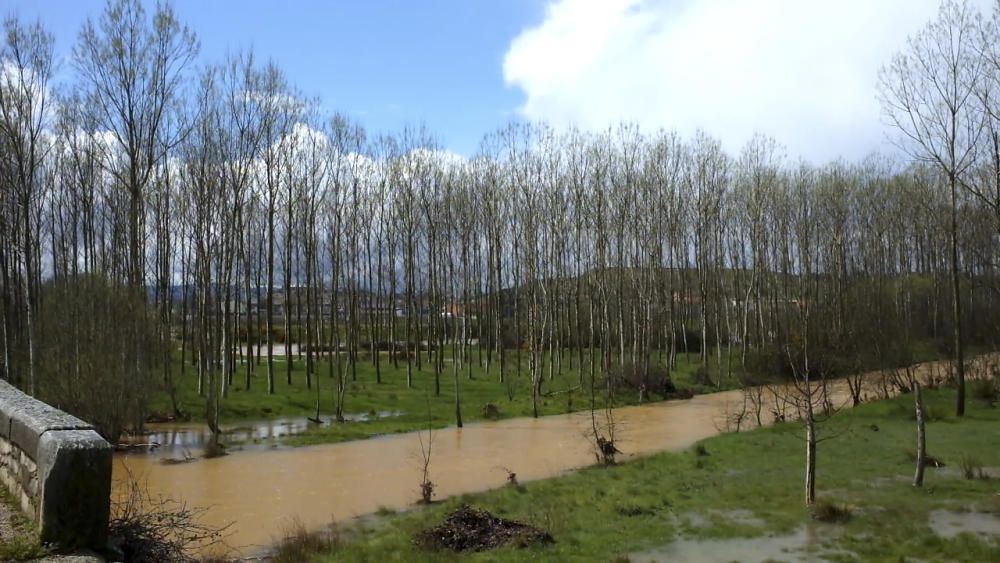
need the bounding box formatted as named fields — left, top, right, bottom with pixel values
left=112, top=360, right=958, bottom=555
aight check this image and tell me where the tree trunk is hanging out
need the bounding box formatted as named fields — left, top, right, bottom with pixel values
left=949, top=174, right=965, bottom=417
left=913, top=381, right=927, bottom=487
left=805, top=413, right=816, bottom=506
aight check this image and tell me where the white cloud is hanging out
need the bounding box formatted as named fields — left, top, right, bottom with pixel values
left=503, top=0, right=993, bottom=163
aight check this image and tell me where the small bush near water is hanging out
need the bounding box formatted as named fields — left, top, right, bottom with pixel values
left=483, top=403, right=502, bottom=420
left=604, top=363, right=676, bottom=397
left=110, top=469, right=229, bottom=563
left=959, top=455, right=991, bottom=480
left=270, top=519, right=341, bottom=563
left=811, top=499, right=852, bottom=523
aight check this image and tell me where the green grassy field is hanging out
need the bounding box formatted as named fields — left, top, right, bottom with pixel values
left=274, top=386, right=1000, bottom=562
left=150, top=347, right=731, bottom=446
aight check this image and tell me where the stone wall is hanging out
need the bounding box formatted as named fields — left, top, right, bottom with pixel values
left=0, top=380, right=112, bottom=549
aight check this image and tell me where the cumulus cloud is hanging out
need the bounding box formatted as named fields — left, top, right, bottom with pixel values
left=503, top=0, right=993, bottom=162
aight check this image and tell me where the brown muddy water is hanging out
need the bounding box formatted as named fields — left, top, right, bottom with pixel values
left=111, top=360, right=962, bottom=556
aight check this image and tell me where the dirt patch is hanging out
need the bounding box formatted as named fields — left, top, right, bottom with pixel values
left=413, top=504, right=554, bottom=552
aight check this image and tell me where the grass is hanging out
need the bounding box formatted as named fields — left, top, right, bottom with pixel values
left=958, top=455, right=991, bottom=481
left=270, top=519, right=341, bottom=563
left=0, top=487, right=48, bottom=561
left=149, top=346, right=730, bottom=446
left=271, top=387, right=1000, bottom=562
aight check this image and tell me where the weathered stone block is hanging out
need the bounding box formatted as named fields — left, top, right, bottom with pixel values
left=36, top=429, right=112, bottom=548
left=0, top=379, right=111, bottom=550
left=9, top=403, right=92, bottom=455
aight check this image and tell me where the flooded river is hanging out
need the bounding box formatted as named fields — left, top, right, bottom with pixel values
left=112, top=360, right=960, bottom=555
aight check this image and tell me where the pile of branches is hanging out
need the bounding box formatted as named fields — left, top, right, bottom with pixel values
left=414, top=505, right=553, bottom=552
left=110, top=470, right=230, bottom=562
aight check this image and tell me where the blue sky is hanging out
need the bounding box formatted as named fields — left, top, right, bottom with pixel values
left=5, top=0, right=545, bottom=156
left=5, top=0, right=995, bottom=162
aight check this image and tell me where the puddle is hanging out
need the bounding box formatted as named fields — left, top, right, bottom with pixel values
left=120, top=410, right=406, bottom=459
left=675, top=509, right=766, bottom=532
left=629, top=525, right=845, bottom=562
left=929, top=510, right=1000, bottom=541
left=934, top=466, right=1000, bottom=481
left=710, top=508, right=766, bottom=528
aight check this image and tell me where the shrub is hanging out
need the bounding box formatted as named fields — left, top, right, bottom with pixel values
left=419, top=479, right=436, bottom=504
left=36, top=274, right=163, bottom=444
left=110, top=470, right=229, bottom=562
left=483, top=403, right=501, bottom=420
left=0, top=536, right=49, bottom=562
left=604, top=363, right=676, bottom=397
left=271, top=519, right=339, bottom=563
left=810, top=499, right=852, bottom=523
left=691, top=366, right=713, bottom=387
left=971, top=378, right=999, bottom=406
left=959, top=455, right=990, bottom=480
left=744, top=346, right=791, bottom=380
left=672, top=329, right=703, bottom=354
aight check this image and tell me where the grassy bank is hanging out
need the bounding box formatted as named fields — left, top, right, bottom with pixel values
left=273, top=386, right=1000, bottom=562
left=149, top=348, right=726, bottom=446
left=0, top=487, right=47, bottom=561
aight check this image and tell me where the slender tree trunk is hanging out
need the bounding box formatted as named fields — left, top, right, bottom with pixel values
left=949, top=174, right=965, bottom=416
left=913, top=381, right=927, bottom=487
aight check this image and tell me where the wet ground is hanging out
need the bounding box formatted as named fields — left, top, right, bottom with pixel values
left=628, top=524, right=845, bottom=563
left=929, top=509, right=1000, bottom=541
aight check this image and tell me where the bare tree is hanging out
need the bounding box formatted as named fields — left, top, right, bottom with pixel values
left=0, top=15, right=54, bottom=394
left=879, top=0, right=987, bottom=416
left=74, top=0, right=198, bottom=290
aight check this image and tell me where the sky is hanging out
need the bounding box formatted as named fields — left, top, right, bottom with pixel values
left=4, top=0, right=995, bottom=163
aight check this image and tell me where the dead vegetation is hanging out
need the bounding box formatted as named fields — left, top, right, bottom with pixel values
left=482, top=403, right=502, bottom=420
left=497, top=466, right=519, bottom=487
left=270, top=518, right=341, bottom=563
left=413, top=504, right=553, bottom=552
left=959, top=455, right=991, bottom=480
left=810, top=498, right=852, bottom=523
left=418, top=397, right=436, bottom=504
left=603, top=363, right=676, bottom=399
left=109, top=469, right=230, bottom=562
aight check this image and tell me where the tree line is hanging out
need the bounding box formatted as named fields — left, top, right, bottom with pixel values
left=0, top=0, right=999, bottom=443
